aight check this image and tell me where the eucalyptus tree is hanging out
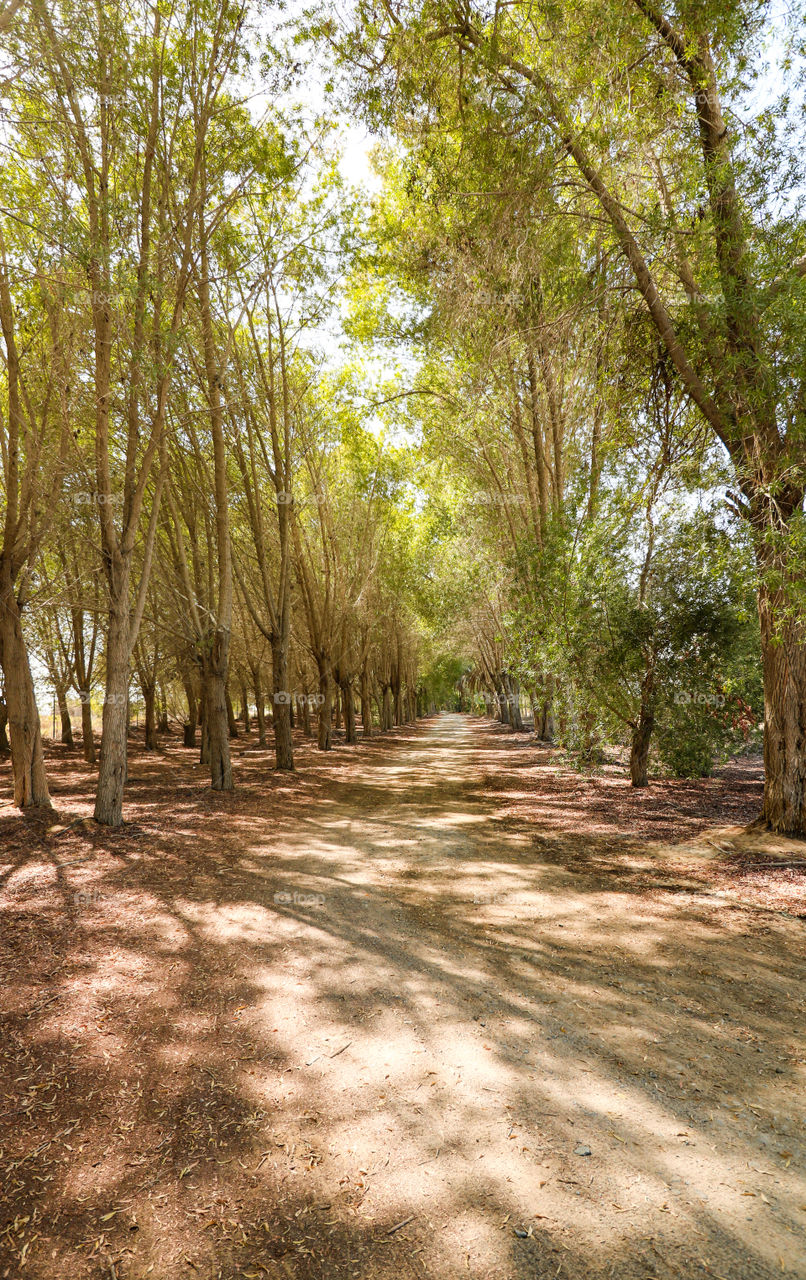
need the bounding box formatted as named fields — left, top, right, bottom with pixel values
left=10, top=0, right=260, bottom=822
left=0, top=213, right=73, bottom=806
left=339, top=0, right=806, bottom=831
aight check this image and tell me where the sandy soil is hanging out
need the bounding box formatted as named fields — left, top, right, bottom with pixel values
left=1, top=713, right=805, bottom=1280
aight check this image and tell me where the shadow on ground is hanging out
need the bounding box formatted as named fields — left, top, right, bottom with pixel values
left=1, top=715, right=805, bottom=1280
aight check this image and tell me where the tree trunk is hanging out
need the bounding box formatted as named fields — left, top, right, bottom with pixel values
left=0, top=696, right=10, bottom=752
left=159, top=686, right=170, bottom=737
left=505, top=675, right=524, bottom=731
left=341, top=678, right=357, bottom=744
left=495, top=676, right=510, bottom=725
left=630, top=705, right=654, bottom=788
left=200, top=714, right=211, bottom=765
left=142, top=681, right=157, bottom=750
left=381, top=683, right=393, bottom=731
left=334, top=684, right=342, bottom=732
left=240, top=680, right=250, bottom=733
left=225, top=686, right=239, bottom=738
left=79, top=692, right=96, bottom=763
left=300, top=692, right=312, bottom=738
left=94, top=590, right=130, bottom=827
left=252, top=671, right=266, bottom=746
left=317, top=661, right=333, bottom=750
left=360, top=667, right=373, bottom=739
left=182, top=680, right=197, bottom=748
left=271, top=637, right=294, bottom=770
left=539, top=698, right=554, bottom=741
left=758, top=579, right=806, bottom=833
left=56, top=681, right=74, bottom=746
left=0, top=574, right=52, bottom=808
left=203, top=631, right=232, bottom=790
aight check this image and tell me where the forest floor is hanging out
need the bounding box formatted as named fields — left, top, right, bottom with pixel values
left=1, top=713, right=805, bottom=1280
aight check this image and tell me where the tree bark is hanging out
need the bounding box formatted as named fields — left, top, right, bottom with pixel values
left=758, top=575, right=806, bottom=832
left=252, top=670, right=266, bottom=746
left=56, top=681, right=74, bottom=746
left=202, top=631, right=232, bottom=790
left=630, top=705, right=655, bottom=788
left=199, top=686, right=211, bottom=762
left=93, top=588, right=130, bottom=826
left=142, top=680, right=157, bottom=750
left=360, top=666, right=373, bottom=739
left=0, top=576, right=52, bottom=807
left=157, top=685, right=169, bottom=733
left=504, top=674, right=524, bottom=731
left=381, top=683, right=393, bottom=731
left=341, top=677, right=357, bottom=743
left=271, top=637, right=294, bottom=769
left=225, top=686, right=239, bottom=738
left=334, top=683, right=342, bottom=733
left=79, top=693, right=95, bottom=763
left=317, top=661, right=333, bottom=750
left=182, top=679, right=197, bottom=748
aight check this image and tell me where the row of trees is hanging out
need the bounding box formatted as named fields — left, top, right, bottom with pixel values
left=3, top=0, right=805, bottom=833
left=326, top=0, right=806, bottom=828
left=0, top=0, right=435, bottom=826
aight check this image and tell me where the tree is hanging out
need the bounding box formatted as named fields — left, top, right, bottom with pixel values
left=338, top=0, right=806, bottom=830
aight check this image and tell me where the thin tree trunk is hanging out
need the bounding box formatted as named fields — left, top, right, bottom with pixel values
left=360, top=666, right=373, bottom=739
left=317, top=661, right=333, bottom=751
left=630, top=705, right=654, bottom=788
left=341, top=678, right=357, bottom=744
left=0, top=576, right=51, bottom=808
left=240, top=680, right=250, bottom=733
left=334, top=684, right=342, bottom=732
left=301, top=692, right=312, bottom=738
left=271, top=637, right=294, bottom=769
left=157, top=685, right=169, bottom=733
left=386, top=680, right=399, bottom=732
left=225, top=686, right=239, bottom=738
left=495, top=675, right=510, bottom=725
left=203, top=631, right=232, bottom=790
left=199, top=685, right=210, bottom=765
left=0, top=696, right=11, bottom=752
left=94, top=588, right=130, bottom=827
left=142, top=680, right=157, bottom=750
left=79, top=693, right=95, bottom=763
left=182, top=680, right=197, bottom=748
left=252, top=670, right=266, bottom=746
left=56, top=681, right=74, bottom=746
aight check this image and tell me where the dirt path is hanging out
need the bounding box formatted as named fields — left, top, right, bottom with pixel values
left=2, top=714, right=805, bottom=1280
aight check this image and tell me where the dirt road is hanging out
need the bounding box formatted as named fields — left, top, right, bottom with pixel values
left=2, top=713, right=805, bottom=1279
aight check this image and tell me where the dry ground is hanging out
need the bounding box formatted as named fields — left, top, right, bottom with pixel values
left=1, top=713, right=805, bottom=1280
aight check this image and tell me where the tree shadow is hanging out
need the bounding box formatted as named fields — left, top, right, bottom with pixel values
left=1, top=714, right=804, bottom=1279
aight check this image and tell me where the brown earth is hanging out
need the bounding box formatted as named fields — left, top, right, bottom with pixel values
left=1, top=713, right=805, bottom=1280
